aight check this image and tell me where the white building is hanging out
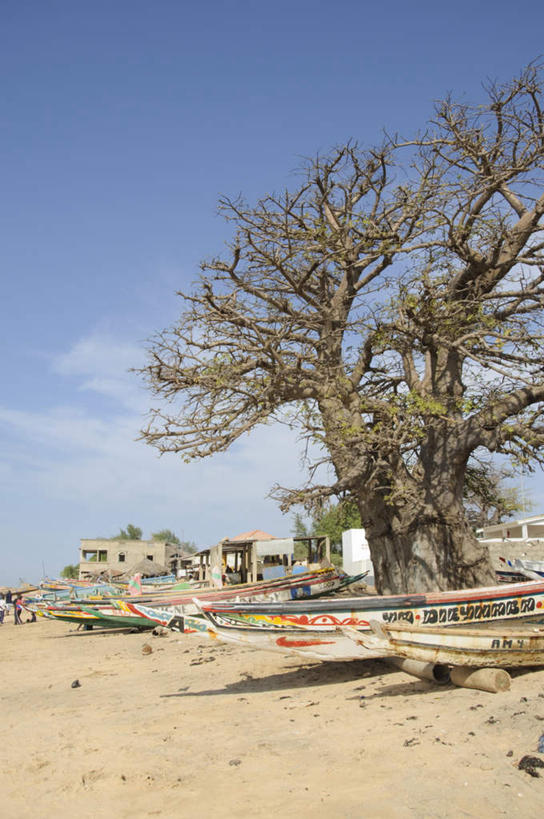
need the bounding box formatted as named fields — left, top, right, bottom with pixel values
left=477, top=514, right=544, bottom=568
left=477, top=514, right=544, bottom=542
left=342, top=528, right=374, bottom=582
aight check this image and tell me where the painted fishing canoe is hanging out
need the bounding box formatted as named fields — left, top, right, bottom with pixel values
left=115, top=567, right=359, bottom=622
left=40, top=567, right=350, bottom=628
left=196, top=577, right=544, bottom=633
left=194, top=606, right=378, bottom=660
left=342, top=621, right=544, bottom=667
left=499, top=557, right=544, bottom=579
left=127, top=602, right=190, bottom=627
left=79, top=603, right=155, bottom=630
left=133, top=606, right=215, bottom=637
left=141, top=565, right=352, bottom=608
left=128, top=602, right=354, bottom=661
left=40, top=599, right=143, bottom=627
left=155, top=606, right=351, bottom=661
left=44, top=607, right=110, bottom=627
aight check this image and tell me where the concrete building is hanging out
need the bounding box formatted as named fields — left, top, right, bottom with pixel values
left=193, top=529, right=331, bottom=586
left=79, top=538, right=184, bottom=580
left=477, top=514, right=544, bottom=542
left=477, top=514, right=544, bottom=568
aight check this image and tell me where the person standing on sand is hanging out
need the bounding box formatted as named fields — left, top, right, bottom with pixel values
left=5, top=589, right=13, bottom=622
left=13, top=594, right=23, bottom=625
left=0, top=593, right=7, bottom=624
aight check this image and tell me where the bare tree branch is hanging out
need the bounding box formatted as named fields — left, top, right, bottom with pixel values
left=138, top=64, right=544, bottom=592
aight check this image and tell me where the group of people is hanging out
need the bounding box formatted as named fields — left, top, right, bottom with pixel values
left=0, top=590, right=35, bottom=625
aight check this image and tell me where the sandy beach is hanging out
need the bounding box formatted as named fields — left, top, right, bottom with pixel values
left=1, top=616, right=544, bottom=818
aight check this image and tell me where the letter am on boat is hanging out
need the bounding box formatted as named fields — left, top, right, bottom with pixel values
left=138, top=64, right=544, bottom=595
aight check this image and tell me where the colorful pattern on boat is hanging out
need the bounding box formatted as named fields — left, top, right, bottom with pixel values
left=198, top=579, right=544, bottom=632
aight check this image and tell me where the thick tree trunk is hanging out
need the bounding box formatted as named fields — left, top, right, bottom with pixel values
left=360, top=496, right=495, bottom=594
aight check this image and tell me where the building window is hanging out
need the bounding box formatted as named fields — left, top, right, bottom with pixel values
left=82, top=550, right=108, bottom=563
left=118, top=552, right=126, bottom=563
left=147, top=554, right=154, bottom=561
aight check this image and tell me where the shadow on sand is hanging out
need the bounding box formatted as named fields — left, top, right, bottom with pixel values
left=45, top=626, right=146, bottom=639
left=160, top=658, right=406, bottom=699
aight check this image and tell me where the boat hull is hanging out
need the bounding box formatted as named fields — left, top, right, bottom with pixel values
left=349, top=622, right=544, bottom=667
left=197, top=579, right=544, bottom=633
left=41, top=567, right=348, bottom=628
left=123, top=567, right=354, bottom=620
left=199, top=614, right=378, bottom=660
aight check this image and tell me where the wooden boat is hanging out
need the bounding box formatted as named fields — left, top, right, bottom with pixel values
left=42, top=567, right=356, bottom=630
left=132, top=605, right=215, bottom=636
left=25, top=583, right=121, bottom=603
left=500, top=557, right=544, bottom=579
left=42, top=606, right=109, bottom=627
left=106, top=567, right=360, bottom=624
left=127, top=601, right=200, bottom=627
left=79, top=602, right=155, bottom=630
left=342, top=621, right=544, bottom=667
left=496, top=568, right=527, bottom=583
left=192, top=604, right=378, bottom=660
left=513, top=557, right=544, bottom=576
left=187, top=578, right=544, bottom=663
left=132, top=602, right=362, bottom=660
left=196, top=577, right=544, bottom=633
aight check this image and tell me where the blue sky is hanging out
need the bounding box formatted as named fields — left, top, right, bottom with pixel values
left=2, top=1, right=543, bottom=584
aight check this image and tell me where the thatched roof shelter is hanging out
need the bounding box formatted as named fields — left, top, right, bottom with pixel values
left=120, top=557, right=169, bottom=579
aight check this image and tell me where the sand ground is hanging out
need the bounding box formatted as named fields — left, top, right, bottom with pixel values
left=1, top=616, right=544, bottom=818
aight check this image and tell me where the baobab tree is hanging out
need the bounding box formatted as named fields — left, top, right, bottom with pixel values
left=139, top=65, right=544, bottom=593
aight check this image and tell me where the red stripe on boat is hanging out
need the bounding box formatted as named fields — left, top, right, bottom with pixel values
left=276, top=636, right=336, bottom=648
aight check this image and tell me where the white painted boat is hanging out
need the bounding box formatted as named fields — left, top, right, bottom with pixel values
left=196, top=616, right=378, bottom=661
left=342, top=621, right=544, bottom=667
left=130, top=601, right=378, bottom=660
left=506, top=557, right=544, bottom=579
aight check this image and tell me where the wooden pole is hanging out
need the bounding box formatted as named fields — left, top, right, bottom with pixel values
left=392, top=658, right=511, bottom=693
left=449, top=666, right=511, bottom=693
left=388, top=657, right=450, bottom=684
left=252, top=543, right=258, bottom=583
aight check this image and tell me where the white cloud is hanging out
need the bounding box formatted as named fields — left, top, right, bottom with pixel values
left=51, top=333, right=148, bottom=410
left=0, top=329, right=311, bottom=583
left=0, top=401, right=305, bottom=510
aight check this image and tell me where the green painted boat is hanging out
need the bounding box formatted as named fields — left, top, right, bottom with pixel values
left=81, top=605, right=154, bottom=630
